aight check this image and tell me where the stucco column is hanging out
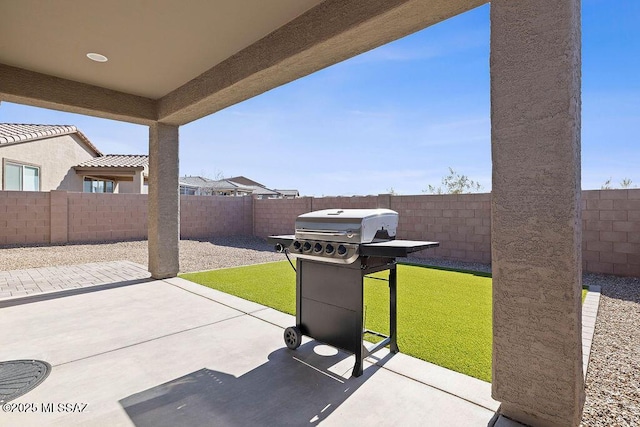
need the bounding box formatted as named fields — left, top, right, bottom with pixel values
left=490, top=1, right=584, bottom=426
left=148, top=122, right=180, bottom=278
left=133, top=170, right=144, bottom=194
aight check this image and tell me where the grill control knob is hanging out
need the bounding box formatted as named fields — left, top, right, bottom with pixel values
left=313, top=243, right=323, bottom=253
left=337, top=245, right=347, bottom=256
left=302, top=241, right=312, bottom=253
left=292, top=241, right=302, bottom=252
left=325, top=244, right=335, bottom=255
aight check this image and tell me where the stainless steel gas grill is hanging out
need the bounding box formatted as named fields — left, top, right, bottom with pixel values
left=268, top=208, right=439, bottom=377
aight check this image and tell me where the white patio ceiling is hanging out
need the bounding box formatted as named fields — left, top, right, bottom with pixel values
left=0, top=0, right=486, bottom=126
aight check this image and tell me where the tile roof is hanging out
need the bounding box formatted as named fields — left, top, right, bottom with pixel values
left=76, top=154, right=148, bottom=169
left=0, top=123, right=103, bottom=155
left=210, top=180, right=254, bottom=191
left=252, top=187, right=280, bottom=195
left=179, top=176, right=254, bottom=191
left=227, top=176, right=265, bottom=188
left=179, top=176, right=217, bottom=187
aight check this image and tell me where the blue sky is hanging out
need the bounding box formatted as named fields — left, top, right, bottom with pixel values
left=1, top=1, right=638, bottom=196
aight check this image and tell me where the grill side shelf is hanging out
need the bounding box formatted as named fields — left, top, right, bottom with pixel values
left=359, top=240, right=439, bottom=258
left=266, top=235, right=295, bottom=247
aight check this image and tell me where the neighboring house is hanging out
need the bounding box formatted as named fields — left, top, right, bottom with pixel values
left=0, top=124, right=148, bottom=193
left=178, top=176, right=211, bottom=195
left=179, top=175, right=299, bottom=198
left=251, top=187, right=299, bottom=199
left=179, top=176, right=255, bottom=196
left=74, top=155, right=148, bottom=194
left=273, top=189, right=299, bottom=199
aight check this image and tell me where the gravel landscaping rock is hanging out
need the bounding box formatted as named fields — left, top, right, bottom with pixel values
left=581, top=273, right=640, bottom=427
left=0, top=237, right=283, bottom=273
left=0, top=239, right=638, bottom=424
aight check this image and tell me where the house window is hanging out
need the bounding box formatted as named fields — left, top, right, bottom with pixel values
left=180, top=186, right=197, bottom=195
left=3, top=161, right=40, bottom=191
left=83, top=177, right=114, bottom=193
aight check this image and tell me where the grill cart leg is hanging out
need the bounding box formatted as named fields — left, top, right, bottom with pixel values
left=389, top=264, right=399, bottom=353
left=352, top=358, right=363, bottom=377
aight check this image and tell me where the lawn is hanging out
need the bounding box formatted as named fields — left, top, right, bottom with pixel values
left=181, top=262, right=589, bottom=383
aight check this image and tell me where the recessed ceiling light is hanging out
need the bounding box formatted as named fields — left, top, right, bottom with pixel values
left=86, top=52, right=108, bottom=63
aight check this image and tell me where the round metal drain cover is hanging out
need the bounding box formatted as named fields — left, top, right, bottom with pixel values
left=0, top=360, right=51, bottom=403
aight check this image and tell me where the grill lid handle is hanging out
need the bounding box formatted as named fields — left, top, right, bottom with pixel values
left=296, top=229, right=353, bottom=237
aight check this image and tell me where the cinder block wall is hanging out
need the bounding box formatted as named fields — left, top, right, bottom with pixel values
left=181, top=195, right=252, bottom=238
left=253, top=197, right=311, bottom=237
left=582, top=189, right=640, bottom=276
left=0, top=191, right=253, bottom=246
left=67, top=192, right=148, bottom=242
left=0, top=191, right=50, bottom=245
left=1, top=189, right=638, bottom=277
left=312, top=196, right=379, bottom=211
left=254, top=189, right=640, bottom=277
left=253, top=194, right=491, bottom=263
left=391, top=193, right=492, bottom=263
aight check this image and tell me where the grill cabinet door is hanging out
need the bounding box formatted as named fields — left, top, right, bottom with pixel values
left=296, top=259, right=363, bottom=355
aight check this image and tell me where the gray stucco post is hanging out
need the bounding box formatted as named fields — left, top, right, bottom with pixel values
left=148, top=122, right=180, bottom=279
left=133, top=170, right=144, bottom=194
left=490, top=1, right=584, bottom=426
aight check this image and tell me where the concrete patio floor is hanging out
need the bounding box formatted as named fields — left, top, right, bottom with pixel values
left=0, top=263, right=512, bottom=427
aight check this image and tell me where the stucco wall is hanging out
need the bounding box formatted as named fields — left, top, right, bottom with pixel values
left=116, top=171, right=147, bottom=194
left=0, top=134, right=96, bottom=192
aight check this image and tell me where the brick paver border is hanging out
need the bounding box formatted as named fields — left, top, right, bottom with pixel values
left=582, top=285, right=601, bottom=378
left=0, top=261, right=151, bottom=303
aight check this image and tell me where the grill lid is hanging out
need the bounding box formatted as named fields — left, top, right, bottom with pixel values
left=295, top=208, right=398, bottom=244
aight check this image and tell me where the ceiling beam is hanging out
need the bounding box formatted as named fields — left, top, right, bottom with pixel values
left=158, top=0, right=487, bottom=126
left=0, top=64, right=157, bottom=126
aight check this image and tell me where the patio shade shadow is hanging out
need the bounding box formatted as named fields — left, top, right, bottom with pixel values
left=120, top=342, right=386, bottom=426
left=598, top=278, right=640, bottom=304
left=187, top=237, right=276, bottom=254
left=0, top=277, right=153, bottom=308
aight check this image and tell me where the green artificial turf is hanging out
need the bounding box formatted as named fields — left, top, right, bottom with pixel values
left=181, top=262, right=590, bottom=383
left=183, top=261, right=298, bottom=314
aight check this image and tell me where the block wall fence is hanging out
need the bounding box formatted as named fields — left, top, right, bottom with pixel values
left=0, top=191, right=251, bottom=247
left=0, top=189, right=638, bottom=276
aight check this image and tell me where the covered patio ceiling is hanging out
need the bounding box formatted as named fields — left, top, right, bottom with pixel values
left=0, top=0, right=486, bottom=126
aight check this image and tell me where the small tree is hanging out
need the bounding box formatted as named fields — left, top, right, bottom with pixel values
left=620, top=178, right=634, bottom=188
left=386, top=187, right=398, bottom=195
left=424, top=167, right=483, bottom=194
left=601, top=177, right=635, bottom=189
left=601, top=178, right=613, bottom=190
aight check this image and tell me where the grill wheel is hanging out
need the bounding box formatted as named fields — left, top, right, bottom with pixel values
left=284, top=326, right=302, bottom=350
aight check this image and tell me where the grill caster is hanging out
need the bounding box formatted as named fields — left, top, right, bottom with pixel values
left=284, top=326, right=302, bottom=350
